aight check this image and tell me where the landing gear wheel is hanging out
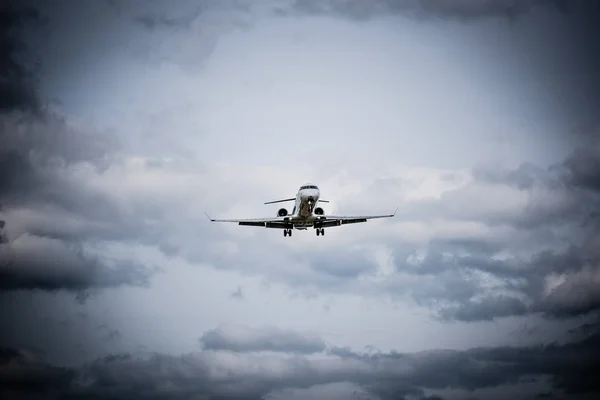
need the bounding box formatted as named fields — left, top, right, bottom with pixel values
left=284, top=230, right=287, bottom=237
left=316, top=229, right=320, bottom=236
left=316, top=228, right=325, bottom=236
left=288, top=229, right=292, bottom=237
left=320, top=228, right=325, bottom=236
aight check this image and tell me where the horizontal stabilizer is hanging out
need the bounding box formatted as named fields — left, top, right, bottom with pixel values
left=264, top=198, right=295, bottom=205
left=318, top=200, right=329, bottom=203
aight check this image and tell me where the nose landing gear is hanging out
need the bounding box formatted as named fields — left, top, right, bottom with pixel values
left=316, top=228, right=325, bottom=236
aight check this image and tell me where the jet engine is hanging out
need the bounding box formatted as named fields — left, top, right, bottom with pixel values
left=278, top=208, right=288, bottom=217
left=314, top=207, right=324, bottom=215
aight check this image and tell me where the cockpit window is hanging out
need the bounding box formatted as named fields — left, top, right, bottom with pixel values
left=301, top=185, right=318, bottom=190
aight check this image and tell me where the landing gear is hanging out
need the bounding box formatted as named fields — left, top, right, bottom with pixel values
left=316, top=228, right=325, bottom=236
left=284, top=229, right=292, bottom=237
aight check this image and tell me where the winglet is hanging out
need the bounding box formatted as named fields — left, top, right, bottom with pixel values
left=204, top=212, right=215, bottom=222
left=393, top=207, right=399, bottom=217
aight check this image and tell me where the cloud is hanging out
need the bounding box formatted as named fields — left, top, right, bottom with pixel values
left=0, top=234, right=153, bottom=293
left=1, top=0, right=598, bottom=334
left=2, top=324, right=600, bottom=399
left=289, top=0, right=569, bottom=22
left=3, top=109, right=596, bottom=322
left=563, top=138, right=600, bottom=193
left=124, top=0, right=254, bottom=68
left=0, top=1, right=158, bottom=295
left=361, top=140, right=600, bottom=323
left=132, top=1, right=210, bottom=32
left=0, top=346, right=75, bottom=397
left=0, top=107, right=161, bottom=295
left=199, top=324, right=327, bottom=354
left=0, top=4, right=41, bottom=112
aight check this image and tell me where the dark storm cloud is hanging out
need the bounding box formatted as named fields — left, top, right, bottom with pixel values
left=0, top=234, right=153, bottom=292
left=0, top=1, right=160, bottom=294
left=0, top=4, right=41, bottom=112
left=2, top=325, right=600, bottom=399
left=437, top=295, right=530, bottom=322
left=199, top=325, right=326, bottom=354
left=0, top=347, right=75, bottom=397
left=290, top=0, right=569, bottom=21
left=0, top=108, right=160, bottom=294
left=563, top=138, right=600, bottom=193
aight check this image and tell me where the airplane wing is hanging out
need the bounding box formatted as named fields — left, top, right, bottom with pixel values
left=205, top=208, right=398, bottom=229
left=205, top=213, right=289, bottom=229
left=264, top=198, right=296, bottom=205
left=315, top=208, right=398, bottom=228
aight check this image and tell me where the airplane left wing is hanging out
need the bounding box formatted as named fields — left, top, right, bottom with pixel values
left=314, top=208, right=398, bottom=228
left=204, top=213, right=289, bottom=229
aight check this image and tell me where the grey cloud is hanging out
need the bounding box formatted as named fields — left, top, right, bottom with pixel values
left=0, top=109, right=161, bottom=294
left=231, top=285, right=244, bottom=299
left=290, top=0, right=569, bottom=22
left=412, top=173, right=581, bottom=230
left=390, top=243, right=598, bottom=322
left=437, top=295, right=529, bottom=322
left=538, top=266, right=600, bottom=318
left=182, top=139, right=599, bottom=324
left=373, top=140, right=600, bottom=323
left=177, top=139, right=600, bottom=325
left=2, top=325, right=600, bottom=399
left=0, top=4, right=41, bottom=112
left=0, top=234, right=154, bottom=293
left=133, top=1, right=210, bottom=31
left=123, top=0, right=253, bottom=68
left=308, top=250, right=378, bottom=280
left=0, top=5, right=161, bottom=294
left=568, top=315, right=600, bottom=340
left=199, top=324, right=326, bottom=354
left=0, top=346, right=75, bottom=397
left=472, top=162, right=556, bottom=191
left=3, top=0, right=599, bottom=334
left=563, top=138, right=600, bottom=193
left=135, top=14, right=191, bottom=31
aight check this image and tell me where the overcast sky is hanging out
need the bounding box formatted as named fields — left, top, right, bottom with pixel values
left=1, top=0, right=600, bottom=399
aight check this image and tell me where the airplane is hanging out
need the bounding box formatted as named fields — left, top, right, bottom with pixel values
left=205, top=183, right=397, bottom=237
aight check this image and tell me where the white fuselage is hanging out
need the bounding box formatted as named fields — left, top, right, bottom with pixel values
left=290, top=183, right=322, bottom=230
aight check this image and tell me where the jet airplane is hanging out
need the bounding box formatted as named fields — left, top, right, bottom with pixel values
left=205, top=183, right=397, bottom=237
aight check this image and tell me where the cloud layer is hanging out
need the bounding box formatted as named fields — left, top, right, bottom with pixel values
left=1, top=323, right=599, bottom=399
left=2, top=1, right=600, bottom=399
left=290, top=0, right=570, bottom=21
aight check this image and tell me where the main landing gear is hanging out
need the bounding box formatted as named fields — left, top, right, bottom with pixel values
left=283, top=229, right=292, bottom=237
left=316, top=228, right=325, bottom=236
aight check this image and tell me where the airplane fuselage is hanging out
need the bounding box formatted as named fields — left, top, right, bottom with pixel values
left=289, top=183, right=322, bottom=230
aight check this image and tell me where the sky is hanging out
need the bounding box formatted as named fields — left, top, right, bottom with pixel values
left=1, top=0, right=600, bottom=399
